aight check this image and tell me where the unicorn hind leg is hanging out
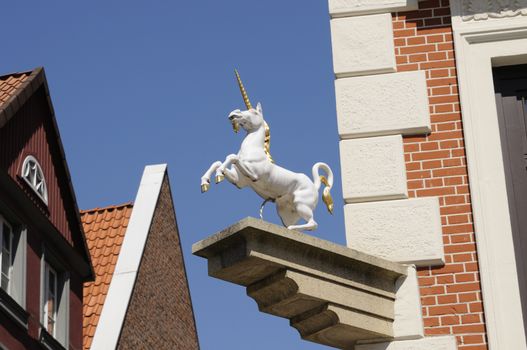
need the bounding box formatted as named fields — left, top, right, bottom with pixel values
left=287, top=203, right=318, bottom=231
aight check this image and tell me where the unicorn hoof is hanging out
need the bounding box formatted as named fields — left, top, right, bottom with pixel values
left=215, top=174, right=224, bottom=184
left=201, top=183, right=210, bottom=193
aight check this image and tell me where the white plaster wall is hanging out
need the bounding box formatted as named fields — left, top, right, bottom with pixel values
left=345, top=197, right=444, bottom=266
left=329, top=0, right=418, bottom=17
left=356, top=335, right=458, bottom=350
left=335, top=71, right=431, bottom=138
left=393, top=265, right=424, bottom=339
left=330, top=14, right=396, bottom=77
left=340, top=135, right=408, bottom=203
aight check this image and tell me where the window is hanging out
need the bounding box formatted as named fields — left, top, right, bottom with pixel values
left=0, top=220, right=13, bottom=294
left=40, top=252, right=69, bottom=349
left=21, top=155, right=48, bottom=205
left=44, top=263, right=58, bottom=337
left=0, top=214, right=27, bottom=328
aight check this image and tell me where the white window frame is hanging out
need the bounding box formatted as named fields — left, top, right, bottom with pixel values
left=451, top=3, right=527, bottom=349
left=21, top=155, right=48, bottom=205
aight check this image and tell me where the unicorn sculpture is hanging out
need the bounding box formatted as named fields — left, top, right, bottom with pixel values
left=200, top=70, right=334, bottom=231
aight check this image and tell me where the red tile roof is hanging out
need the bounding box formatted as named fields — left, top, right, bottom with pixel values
left=81, top=203, right=133, bottom=350
left=0, top=72, right=30, bottom=107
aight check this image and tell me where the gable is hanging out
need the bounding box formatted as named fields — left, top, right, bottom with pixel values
left=89, top=165, right=199, bottom=350
left=117, top=175, right=199, bottom=349
left=0, top=67, right=93, bottom=278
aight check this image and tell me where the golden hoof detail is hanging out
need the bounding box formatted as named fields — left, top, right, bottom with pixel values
left=215, top=174, right=224, bottom=184
left=201, top=183, right=210, bottom=193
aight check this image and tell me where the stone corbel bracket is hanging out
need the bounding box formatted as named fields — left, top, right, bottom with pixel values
left=192, top=218, right=408, bottom=349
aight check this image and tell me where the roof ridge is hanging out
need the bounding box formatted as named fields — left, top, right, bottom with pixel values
left=0, top=69, right=36, bottom=80
left=80, top=202, right=134, bottom=214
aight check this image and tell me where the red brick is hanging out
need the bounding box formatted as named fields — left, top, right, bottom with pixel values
left=426, top=327, right=452, bottom=335
left=453, top=253, right=473, bottom=263
left=428, top=51, right=447, bottom=60
left=394, top=29, right=417, bottom=38
left=406, top=161, right=421, bottom=171
left=432, top=86, right=452, bottom=95
left=447, top=282, right=481, bottom=293
left=453, top=324, right=486, bottom=333
left=430, top=69, right=450, bottom=78
left=461, top=314, right=481, bottom=324
left=400, top=44, right=437, bottom=54
left=408, top=170, right=432, bottom=179
left=432, top=166, right=467, bottom=177
left=408, top=179, right=424, bottom=189
left=456, top=273, right=476, bottom=283
left=413, top=150, right=451, bottom=161
left=422, top=295, right=437, bottom=306
left=421, top=142, right=439, bottom=151
left=432, top=263, right=464, bottom=275
left=408, top=37, right=427, bottom=45
left=436, top=275, right=455, bottom=284
left=443, top=158, right=462, bottom=167
left=429, top=304, right=468, bottom=316
left=451, top=233, right=473, bottom=243
left=441, top=315, right=460, bottom=325
left=422, top=160, right=443, bottom=169
left=437, top=294, right=457, bottom=304
left=425, top=178, right=444, bottom=187
left=469, top=302, right=483, bottom=312
left=440, top=204, right=472, bottom=215
left=424, top=317, right=440, bottom=327
left=421, top=285, right=446, bottom=295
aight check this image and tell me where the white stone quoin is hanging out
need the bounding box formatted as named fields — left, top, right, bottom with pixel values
left=329, top=0, right=418, bottom=18
left=393, top=265, right=424, bottom=340
left=345, top=197, right=444, bottom=266
left=335, top=71, right=431, bottom=138
left=355, top=335, right=458, bottom=350
left=340, top=135, right=408, bottom=203
left=330, top=14, right=396, bottom=77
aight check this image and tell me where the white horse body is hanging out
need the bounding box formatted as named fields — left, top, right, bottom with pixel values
left=201, top=102, right=333, bottom=231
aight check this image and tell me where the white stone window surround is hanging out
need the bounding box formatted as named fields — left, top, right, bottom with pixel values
left=21, top=155, right=48, bottom=205
left=451, top=6, right=527, bottom=349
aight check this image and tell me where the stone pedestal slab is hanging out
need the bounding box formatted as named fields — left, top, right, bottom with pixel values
left=192, top=218, right=407, bottom=349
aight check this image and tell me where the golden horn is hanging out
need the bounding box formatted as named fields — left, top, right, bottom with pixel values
left=235, top=69, right=252, bottom=110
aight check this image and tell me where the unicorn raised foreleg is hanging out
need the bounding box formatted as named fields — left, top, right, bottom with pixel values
left=200, top=70, right=333, bottom=232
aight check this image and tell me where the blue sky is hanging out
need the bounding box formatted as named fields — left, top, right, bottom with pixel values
left=4, top=1, right=346, bottom=348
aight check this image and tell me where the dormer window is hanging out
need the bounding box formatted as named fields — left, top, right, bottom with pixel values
left=21, top=156, right=48, bottom=205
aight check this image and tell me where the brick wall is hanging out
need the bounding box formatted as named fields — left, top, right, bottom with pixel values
left=393, top=1, right=488, bottom=349
left=117, top=176, right=200, bottom=349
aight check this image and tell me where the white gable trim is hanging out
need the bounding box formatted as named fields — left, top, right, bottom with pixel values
left=90, top=164, right=167, bottom=350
